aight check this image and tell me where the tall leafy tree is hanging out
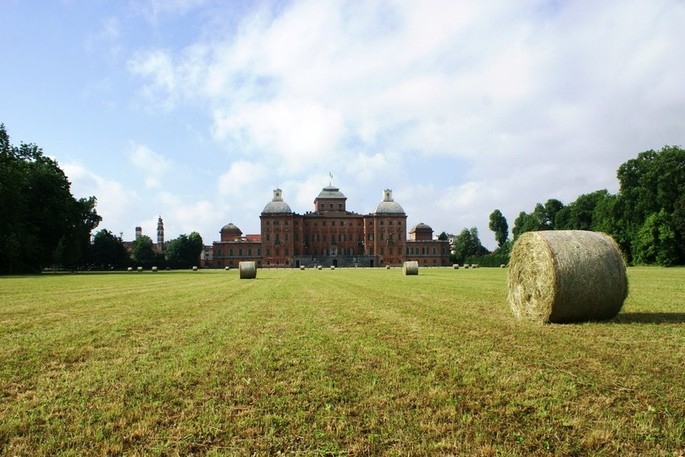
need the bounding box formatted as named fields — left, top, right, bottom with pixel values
left=616, top=145, right=685, bottom=263
left=132, top=235, right=155, bottom=265
left=0, top=124, right=100, bottom=273
left=488, top=209, right=509, bottom=248
left=450, top=227, right=488, bottom=264
left=91, top=229, right=129, bottom=269
left=166, top=232, right=204, bottom=268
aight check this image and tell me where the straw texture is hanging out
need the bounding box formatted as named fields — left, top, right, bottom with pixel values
left=508, top=230, right=628, bottom=323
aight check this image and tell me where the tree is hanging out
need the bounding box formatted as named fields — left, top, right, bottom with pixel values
left=166, top=232, right=203, bottom=268
left=0, top=124, right=100, bottom=273
left=488, top=209, right=509, bottom=248
left=616, top=145, right=685, bottom=263
left=450, top=227, right=488, bottom=264
left=132, top=235, right=155, bottom=265
left=437, top=231, right=449, bottom=241
left=91, top=229, right=129, bottom=270
left=632, top=210, right=679, bottom=266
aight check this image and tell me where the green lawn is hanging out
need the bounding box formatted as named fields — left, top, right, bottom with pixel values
left=1, top=267, right=684, bottom=456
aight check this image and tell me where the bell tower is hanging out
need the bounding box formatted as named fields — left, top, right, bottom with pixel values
left=157, top=216, right=165, bottom=252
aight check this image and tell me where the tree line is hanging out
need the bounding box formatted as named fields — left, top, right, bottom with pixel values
left=450, top=145, right=685, bottom=266
left=0, top=125, right=203, bottom=274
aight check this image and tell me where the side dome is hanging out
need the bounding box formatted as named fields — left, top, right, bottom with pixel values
left=221, top=223, right=242, bottom=236
left=262, top=188, right=292, bottom=214
left=374, top=189, right=405, bottom=214
left=409, top=222, right=432, bottom=233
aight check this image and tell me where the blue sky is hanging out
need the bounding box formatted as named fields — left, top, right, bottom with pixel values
left=2, top=0, right=684, bottom=249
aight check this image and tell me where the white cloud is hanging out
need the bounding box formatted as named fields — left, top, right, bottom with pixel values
left=120, top=0, right=685, bottom=248
left=63, top=162, right=142, bottom=237
left=128, top=143, right=172, bottom=188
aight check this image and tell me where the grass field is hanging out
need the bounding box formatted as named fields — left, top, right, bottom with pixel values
left=1, top=267, right=684, bottom=456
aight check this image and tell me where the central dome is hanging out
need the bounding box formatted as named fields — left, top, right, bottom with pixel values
left=374, top=189, right=405, bottom=215
left=315, top=185, right=346, bottom=200
left=262, top=188, right=292, bottom=214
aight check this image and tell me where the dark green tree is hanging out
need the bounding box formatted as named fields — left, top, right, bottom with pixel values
left=0, top=124, right=100, bottom=273
left=91, top=229, right=130, bottom=270
left=616, top=145, right=685, bottom=263
left=132, top=235, right=155, bottom=266
left=488, top=209, right=509, bottom=248
left=450, top=227, right=488, bottom=264
left=166, top=231, right=203, bottom=268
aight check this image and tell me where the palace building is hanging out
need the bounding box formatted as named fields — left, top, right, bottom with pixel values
left=211, top=185, right=450, bottom=268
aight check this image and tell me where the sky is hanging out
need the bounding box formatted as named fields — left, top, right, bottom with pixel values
left=1, top=0, right=684, bottom=250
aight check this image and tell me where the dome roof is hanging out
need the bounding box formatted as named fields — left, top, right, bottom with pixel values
left=316, top=186, right=346, bottom=200
left=221, top=223, right=242, bottom=235
left=374, top=189, right=405, bottom=215
left=409, top=222, right=432, bottom=233
left=262, top=188, right=292, bottom=214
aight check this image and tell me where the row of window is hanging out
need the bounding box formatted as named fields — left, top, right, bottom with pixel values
left=216, top=247, right=262, bottom=257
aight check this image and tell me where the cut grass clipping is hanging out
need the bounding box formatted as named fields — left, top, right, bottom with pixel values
left=508, top=230, right=628, bottom=323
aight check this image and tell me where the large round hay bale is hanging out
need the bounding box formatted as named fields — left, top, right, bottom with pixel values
left=239, top=261, right=257, bottom=279
left=403, top=261, right=419, bottom=276
left=453, top=264, right=460, bottom=269
left=508, top=230, right=628, bottom=323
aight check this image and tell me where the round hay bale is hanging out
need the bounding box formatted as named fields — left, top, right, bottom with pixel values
left=500, top=264, right=507, bottom=268
left=403, top=261, right=419, bottom=276
left=508, top=230, right=628, bottom=324
left=192, top=266, right=198, bottom=271
left=453, top=264, right=460, bottom=270
left=127, top=267, right=133, bottom=272
left=224, top=266, right=230, bottom=271
left=471, top=264, right=479, bottom=269
left=317, top=265, right=322, bottom=270
left=137, top=266, right=143, bottom=272
left=239, top=261, right=257, bottom=279
left=152, top=266, right=158, bottom=272
left=300, top=265, right=305, bottom=270
left=386, top=265, right=391, bottom=270
left=330, top=265, right=335, bottom=270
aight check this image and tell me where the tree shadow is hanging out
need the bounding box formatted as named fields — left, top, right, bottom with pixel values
left=612, top=312, right=685, bottom=324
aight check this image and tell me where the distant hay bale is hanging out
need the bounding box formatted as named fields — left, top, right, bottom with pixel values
left=500, top=264, right=507, bottom=268
left=386, top=265, right=391, bottom=269
left=453, top=264, right=459, bottom=269
left=330, top=265, right=335, bottom=270
left=317, top=265, right=322, bottom=270
left=127, top=267, right=133, bottom=272
left=300, top=265, right=305, bottom=270
left=224, top=266, right=230, bottom=271
left=463, top=264, right=470, bottom=269
left=192, top=266, right=198, bottom=271
left=471, top=264, right=479, bottom=269
left=151, top=266, right=158, bottom=272
left=239, top=261, right=257, bottom=279
left=508, top=230, right=628, bottom=324
left=403, top=261, right=419, bottom=276
left=137, top=266, right=143, bottom=272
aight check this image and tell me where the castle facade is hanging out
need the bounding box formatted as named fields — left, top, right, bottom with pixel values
left=211, top=186, right=450, bottom=268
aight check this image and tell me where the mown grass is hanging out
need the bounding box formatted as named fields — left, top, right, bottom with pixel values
left=1, top=267, right=684, bottom=456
